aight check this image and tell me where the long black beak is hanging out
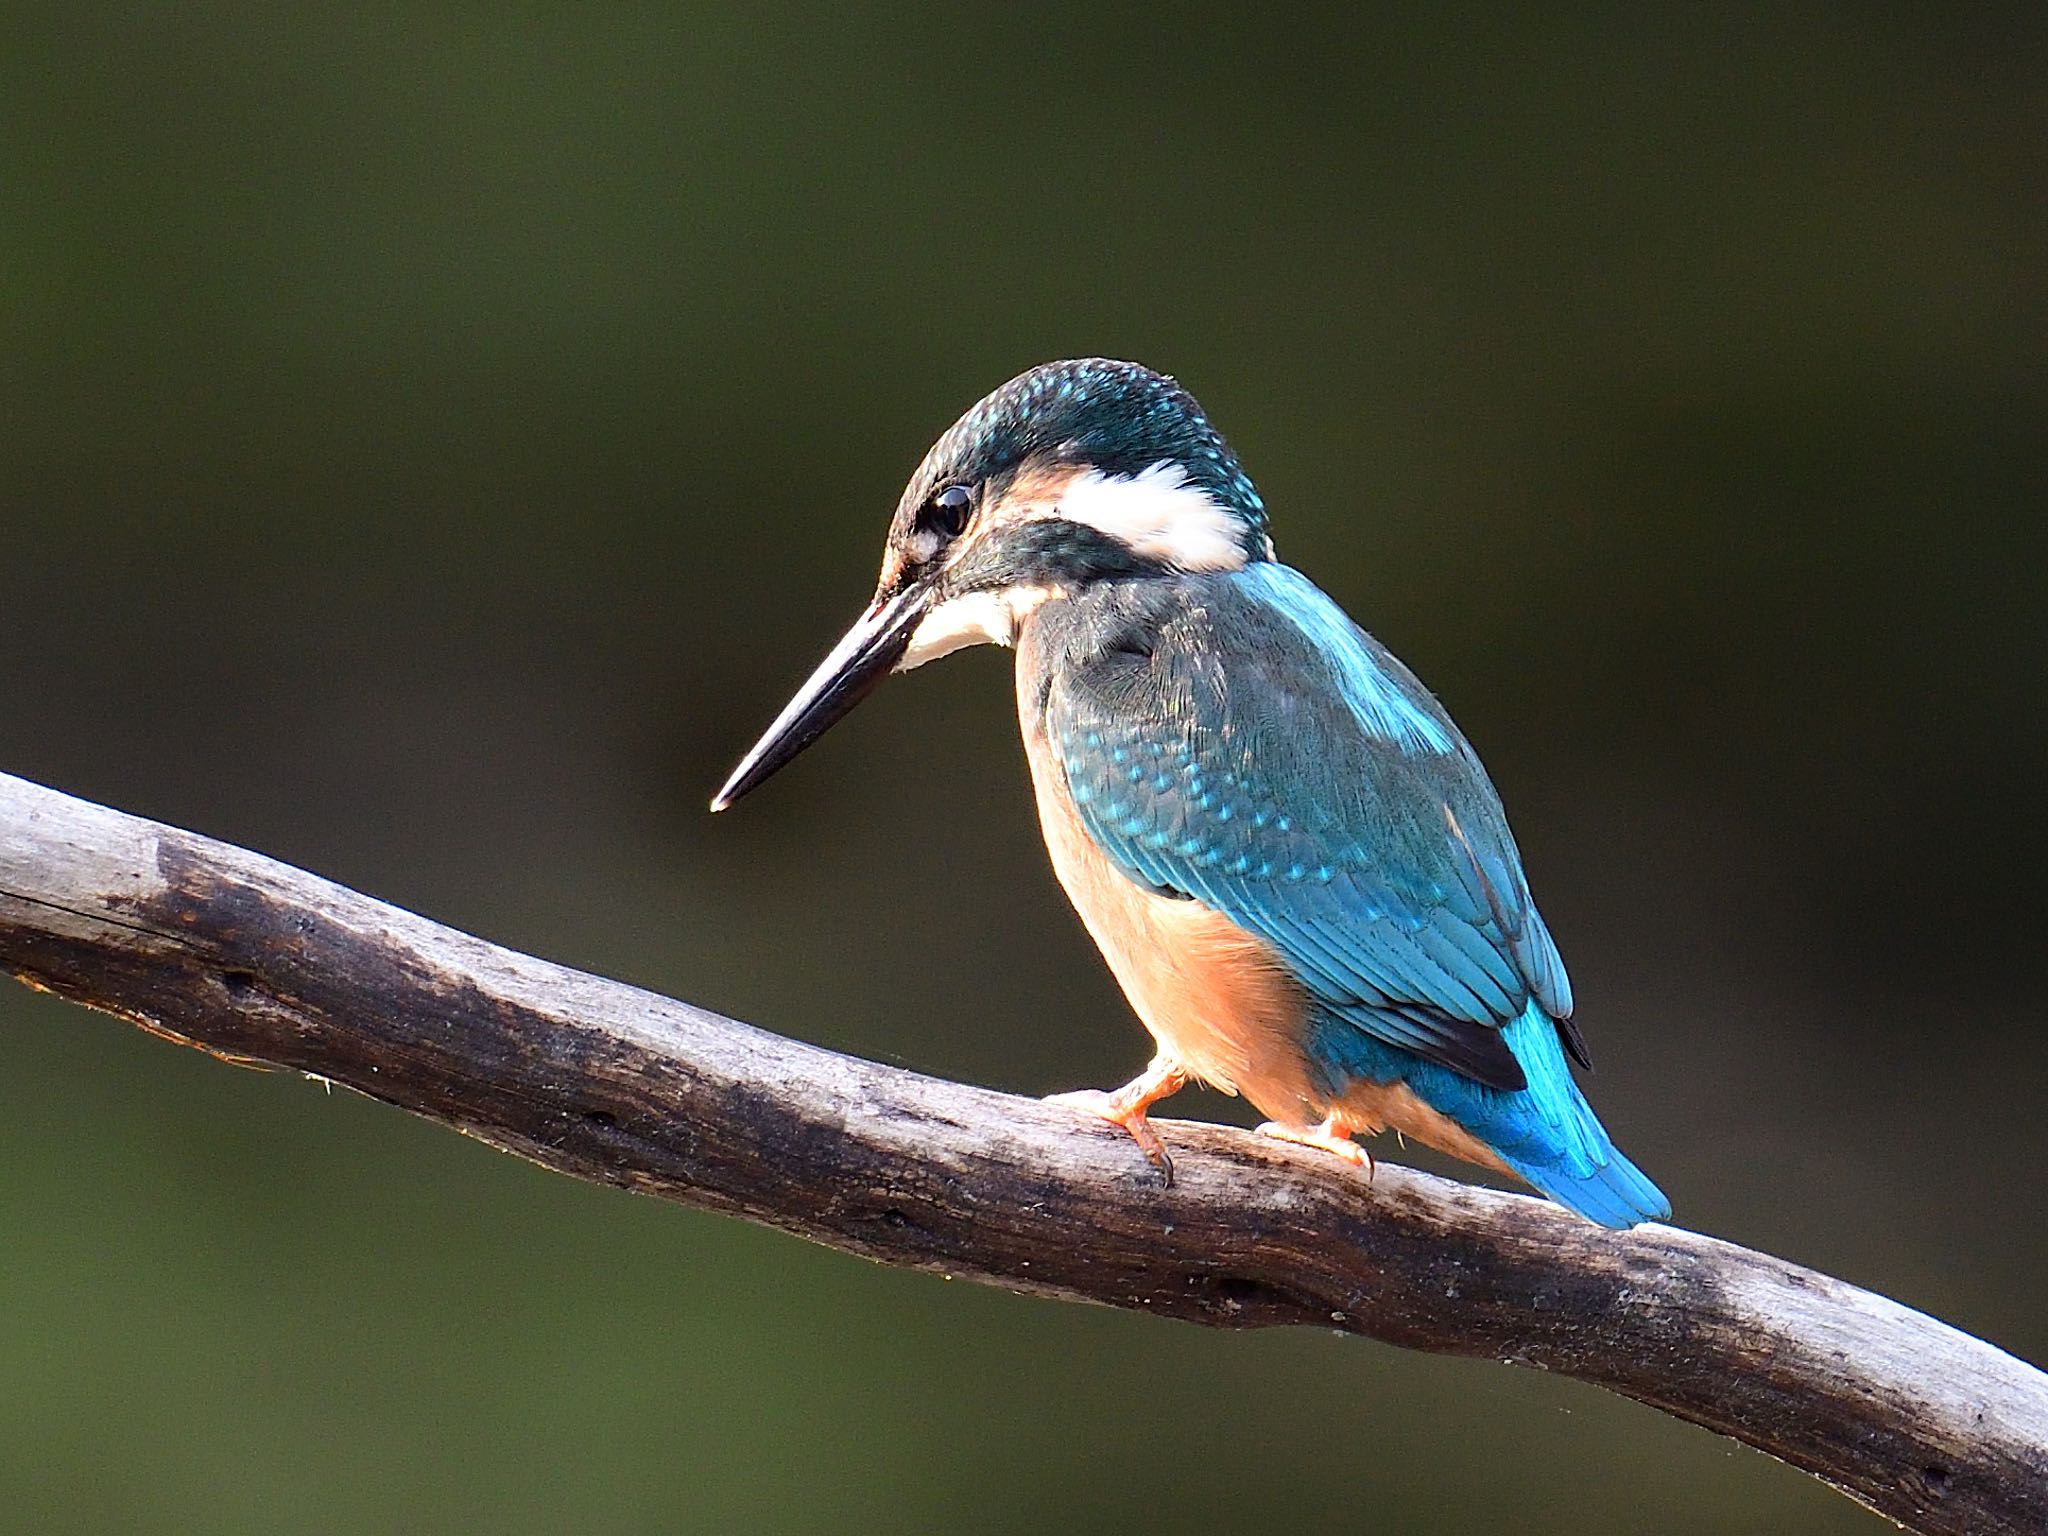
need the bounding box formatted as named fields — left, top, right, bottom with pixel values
left=709, top=584, right=930, bottom=811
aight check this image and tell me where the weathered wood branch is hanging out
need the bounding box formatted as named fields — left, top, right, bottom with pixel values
left=0, top=770, right=2041, bottom=1532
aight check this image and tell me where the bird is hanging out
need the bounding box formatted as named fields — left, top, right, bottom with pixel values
left=711, top=358, right=1669, bottom=1229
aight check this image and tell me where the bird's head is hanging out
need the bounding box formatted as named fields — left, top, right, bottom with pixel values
left=712, top=358, right=1268, bottom=810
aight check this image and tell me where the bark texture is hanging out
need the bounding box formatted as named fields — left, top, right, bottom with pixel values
left=1, top=770, right=2042, bottom=1533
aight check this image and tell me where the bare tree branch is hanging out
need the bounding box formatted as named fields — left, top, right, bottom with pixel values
left=0, top=769, right=2041, bottom=1533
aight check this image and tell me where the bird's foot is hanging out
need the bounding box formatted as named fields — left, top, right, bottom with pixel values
left=1045, top=1056, right=1188, bottom=1184
left=1256, top=1115, right=1376, bottom=1179
left=1044, top=1088, right=1176, bottom=1177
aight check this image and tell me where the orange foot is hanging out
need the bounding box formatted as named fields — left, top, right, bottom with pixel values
left=1256, top=1114, right=1376, bottom=1178
left=1045, top=1055, right=1188, bottom=1182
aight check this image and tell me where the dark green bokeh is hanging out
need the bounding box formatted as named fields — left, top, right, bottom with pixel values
left=4, top=6, right=2042, bottom=1532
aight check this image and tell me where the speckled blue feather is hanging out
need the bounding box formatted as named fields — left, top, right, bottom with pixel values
left=1034, top=563, right=1668, bottom=1227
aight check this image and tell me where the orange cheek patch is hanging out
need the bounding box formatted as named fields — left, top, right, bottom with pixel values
left=876, top=547, right=910, bottom=594
left=997, top=461, right=1087, bottom=517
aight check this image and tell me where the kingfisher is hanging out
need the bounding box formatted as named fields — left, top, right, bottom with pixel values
left=712, top=359, right=1669, bottom=1228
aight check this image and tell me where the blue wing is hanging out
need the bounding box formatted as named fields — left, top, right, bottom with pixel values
left=1043, top=562, right=1582, bottom=1092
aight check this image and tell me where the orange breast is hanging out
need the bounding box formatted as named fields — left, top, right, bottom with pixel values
left=1016, top=693, right=1324, bottom=1127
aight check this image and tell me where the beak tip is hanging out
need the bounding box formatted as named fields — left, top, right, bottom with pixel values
left=707, top=587, right=925, bottom=821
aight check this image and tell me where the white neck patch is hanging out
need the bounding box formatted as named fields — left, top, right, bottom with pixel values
left=1054, top=459, right=1251, bottom=572
left=898, top=584, right=1058, bottom=671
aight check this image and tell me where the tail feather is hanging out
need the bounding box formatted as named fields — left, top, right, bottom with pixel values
left=1313, top=999, right=1671, bottom=1229
left=1482, top=1002, right=1670, bottom=1228
left=1502, top=1142, right=1670, bottom=1230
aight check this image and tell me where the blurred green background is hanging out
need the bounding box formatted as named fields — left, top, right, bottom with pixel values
left=4, top=5, right=2042, bottom=1532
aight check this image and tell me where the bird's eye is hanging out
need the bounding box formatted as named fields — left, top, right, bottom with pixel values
left=926, top=484, right=975, bottom=539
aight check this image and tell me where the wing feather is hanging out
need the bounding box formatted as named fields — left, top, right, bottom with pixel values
left=1045, top=564, right=1577, bottom=1091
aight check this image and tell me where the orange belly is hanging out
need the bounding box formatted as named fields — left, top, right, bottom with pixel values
left=1328, top=1079, right=1512, bottom=1174
left=1018, top=707, right=1325, bottom=1126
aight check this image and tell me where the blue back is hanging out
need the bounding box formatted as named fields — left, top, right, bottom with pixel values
left=1027, top=564, right=1668, bottom=1226
left=1034, top=563, right=1576, bottom=1091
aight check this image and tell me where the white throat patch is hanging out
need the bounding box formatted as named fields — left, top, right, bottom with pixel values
left=1055, top=460, right=1250, bottom=572
left=898, top=585, right=1058, bottom=671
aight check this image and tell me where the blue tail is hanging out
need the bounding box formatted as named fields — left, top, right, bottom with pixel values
left=1312, top=1001, right=1671, bottom=1229
left=1481, top=1003, right=1670, bottom=1228
left=1501, top=1137, right=1670, bottom=1230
